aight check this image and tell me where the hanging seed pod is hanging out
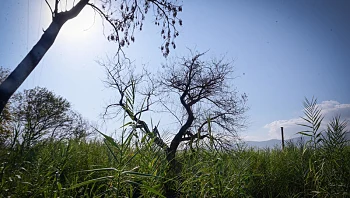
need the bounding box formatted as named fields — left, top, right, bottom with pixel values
left=120, top=39, right=125, bottom=47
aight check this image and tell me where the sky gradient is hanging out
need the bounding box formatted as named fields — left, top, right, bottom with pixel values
left=1, top=0, right=349, bottom=141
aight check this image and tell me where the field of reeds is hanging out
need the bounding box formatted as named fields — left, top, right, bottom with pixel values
left=1, top=130, right=349, bottom=197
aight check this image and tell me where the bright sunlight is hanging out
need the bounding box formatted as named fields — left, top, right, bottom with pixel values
left=59, top=6, right=99, bottom=42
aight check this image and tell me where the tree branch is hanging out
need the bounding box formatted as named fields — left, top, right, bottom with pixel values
left=45, top=0, right=54, bottom=18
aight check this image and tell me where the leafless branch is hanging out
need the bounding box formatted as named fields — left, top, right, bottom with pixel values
left=102, top=57, right=168, bottom=149
left=54, top=0, right=59, bottom=14
left=45, top=0, right=54, bottom=18
left=159, top=50, right=248, bottom=154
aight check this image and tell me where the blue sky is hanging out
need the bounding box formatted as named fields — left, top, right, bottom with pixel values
left=1, top=0, right=349, bottom=141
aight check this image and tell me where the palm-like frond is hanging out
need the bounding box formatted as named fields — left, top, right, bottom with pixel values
left=323, top=115, right=348, bottom=152
left=298, top=97, right=324, bottom=149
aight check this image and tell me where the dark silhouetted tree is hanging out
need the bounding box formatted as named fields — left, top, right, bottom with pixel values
left=0, top=0, right=182, bottom=114
left=103, top=51, right=248, bottom=196
left=159, top=52, right=248, bottom=164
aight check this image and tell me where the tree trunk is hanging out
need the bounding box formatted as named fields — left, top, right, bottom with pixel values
left=0, top=0, right=89, bottom=114
left=0, top=21, right=63, bottom=113
left=164, top=148, right=179, bottom=198
left=163, top=93, right=194, bottom=197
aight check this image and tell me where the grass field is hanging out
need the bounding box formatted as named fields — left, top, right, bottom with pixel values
left=1, top=133, right=349, bottom=197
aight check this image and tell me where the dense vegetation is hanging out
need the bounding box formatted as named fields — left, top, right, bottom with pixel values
left=1, top=68, right=349, bottom=197
left=0, top=131, right=349, bottom=197
left=1, top=1, right=348, bottom=197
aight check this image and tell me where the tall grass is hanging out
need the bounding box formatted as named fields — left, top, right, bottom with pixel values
left=1, top=135, right=349, bottom=197
left=1, top=94, right=349, bottom=197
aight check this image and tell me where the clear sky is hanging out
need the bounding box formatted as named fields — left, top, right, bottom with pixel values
left=1, top=0, right=349, bottom=141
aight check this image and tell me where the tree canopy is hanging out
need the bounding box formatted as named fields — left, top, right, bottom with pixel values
left=0, top=82, right=91, bottom=150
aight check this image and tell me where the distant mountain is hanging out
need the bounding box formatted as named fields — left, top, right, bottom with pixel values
left=244, top=139, right=282, bottom=149
left=244, top=132, right=350, bottom=149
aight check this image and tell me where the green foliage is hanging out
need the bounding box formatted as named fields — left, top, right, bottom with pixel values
left=298, top=97, right=324, bottom=150
left=3, top=87, right=91, bottom=151
left=320, top=116, right=350, bottom=196
left=2, top=88, right=349, bottom=197
left=1, top=137, right=349, bottom=197
left=297, top=97, right=350, bottom=197
left=323, top=115, right=348, bottom=153
left=11, top=87, right=71, bottom=149
left=0, top=67, right=11, bottom=147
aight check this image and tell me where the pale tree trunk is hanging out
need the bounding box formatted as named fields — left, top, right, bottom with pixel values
left=0, top=0, right=89, bottom=114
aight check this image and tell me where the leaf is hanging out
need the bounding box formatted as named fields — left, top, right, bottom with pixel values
left=298, top=132, right=312, bottom=137
left=125, top=131, right=134, bottom=147
left=122, top=171, right=161, bottom=178
left=67, top=176, right=114, bottom=190
left=76, top=167, right=118, bottom=173
left=94, top=127, right=120, bottom=150
left=298, top=123, right=313, bottom=129
left=123, top=179, right=141, bottom=186
left=57, top=182, right=62, bottom=191
left=105, top=139, right=120, bottom=162
left=141, top=134, right=148, bottom=143
left=300, top=117, right=313, bottom=125
left=141, top=185, right=166, bottom=198
left=123, top=149, right=140, bottom=166
left=120, top=121, right=134, bottom=128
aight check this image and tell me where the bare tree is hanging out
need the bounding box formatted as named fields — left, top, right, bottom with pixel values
left=0, top=0, right=182, bottom=114
left=103, top=52, right=248, bottom=182
left=102, top=58, right=169, bottom=149
left=159, top=52, right=248, bottom=164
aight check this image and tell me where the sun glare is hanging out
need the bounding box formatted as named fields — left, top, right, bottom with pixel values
left=60, top=6, right=99, bottom=41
